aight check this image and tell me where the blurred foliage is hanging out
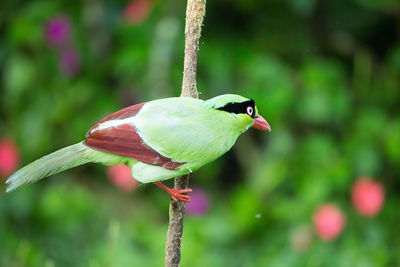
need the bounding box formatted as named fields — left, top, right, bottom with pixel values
left=1, top=0, right=400, bottom=266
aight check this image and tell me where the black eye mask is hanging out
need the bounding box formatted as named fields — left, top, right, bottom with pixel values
left=216, top=99, right=256, bottom=118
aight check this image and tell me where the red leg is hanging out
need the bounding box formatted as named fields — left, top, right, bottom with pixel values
left=153, top=182, right=192, bottom=202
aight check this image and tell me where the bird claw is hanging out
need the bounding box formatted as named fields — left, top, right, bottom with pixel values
left=153, top=182, right=192, bottom=202
left=169, top=188, right=192, bottom=202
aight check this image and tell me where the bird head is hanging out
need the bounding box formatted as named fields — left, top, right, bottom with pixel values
left=206, top=94, right=271, bottom=132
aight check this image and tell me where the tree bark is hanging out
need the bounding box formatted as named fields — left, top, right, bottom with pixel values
left=164, top=1, right=206, bottom=266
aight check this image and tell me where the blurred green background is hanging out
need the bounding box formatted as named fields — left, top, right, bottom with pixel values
left=1, top=0, right=400, bottom=266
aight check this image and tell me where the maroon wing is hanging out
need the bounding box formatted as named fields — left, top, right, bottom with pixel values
left=84, top=103, right=184, bottom=170
left=86, top=103, right=145, bottom=138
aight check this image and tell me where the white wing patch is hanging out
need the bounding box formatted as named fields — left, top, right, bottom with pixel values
left=89, top=117, right=138, bottom=135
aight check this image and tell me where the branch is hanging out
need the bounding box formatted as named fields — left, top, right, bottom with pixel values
left=164, top=0, right=206, bottom=266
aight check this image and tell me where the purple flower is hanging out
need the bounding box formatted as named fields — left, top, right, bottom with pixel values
left=58, top=48, right=80, bottom=77
left=185, top=187, right=210, bottom=216
left=45, top=16, right=70, bottom=46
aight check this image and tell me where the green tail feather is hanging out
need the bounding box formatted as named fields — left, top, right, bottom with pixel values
left=6, top=142, right=93, bottom=192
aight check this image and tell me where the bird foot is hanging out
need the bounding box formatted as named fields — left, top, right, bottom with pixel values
left=153, top=182, right=192, bottom=202
left=168, top=188, right=192, bottom=202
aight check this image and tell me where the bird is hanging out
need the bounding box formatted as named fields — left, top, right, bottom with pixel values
left=5, top=94, right=271, bottom=201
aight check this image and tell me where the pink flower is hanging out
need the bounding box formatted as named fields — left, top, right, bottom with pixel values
left=352, top=177, right=384, bottom=217
left=58, top=48, right=80, bottom=77
left=107, top=165, right=138, bottom=193
left=0, top=138, right=20, bottom=178
left=123, top=0, right=153, bottom=25
left=44, top=16, right=71, bottom=46
left=313, top=203, right=346, bottom=241
left=185, top=187, right=209, bottom=216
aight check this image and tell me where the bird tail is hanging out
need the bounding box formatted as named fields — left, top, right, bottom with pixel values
left=6, top=142, right=93, bottom=192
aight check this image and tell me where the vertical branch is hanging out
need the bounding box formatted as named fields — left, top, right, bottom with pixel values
left=165, top=0, right=206, bottom=266
left=180, top=0, right=206, bottom=99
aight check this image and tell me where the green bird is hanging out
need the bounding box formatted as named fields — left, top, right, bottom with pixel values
left=6, top=94, right=270, bottom=201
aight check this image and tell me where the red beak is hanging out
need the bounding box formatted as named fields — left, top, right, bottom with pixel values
left=253, top=115, right=271, bottom=132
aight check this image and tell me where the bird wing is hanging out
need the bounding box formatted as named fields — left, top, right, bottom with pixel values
left=84, top=103, right=184, bottom=170
left=134, top=98, right=240, bottom=169
left=86, top=103, right=145, bottom=137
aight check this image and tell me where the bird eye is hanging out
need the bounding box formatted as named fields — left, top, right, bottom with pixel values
left=246, top=106, right=253, bottom=116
